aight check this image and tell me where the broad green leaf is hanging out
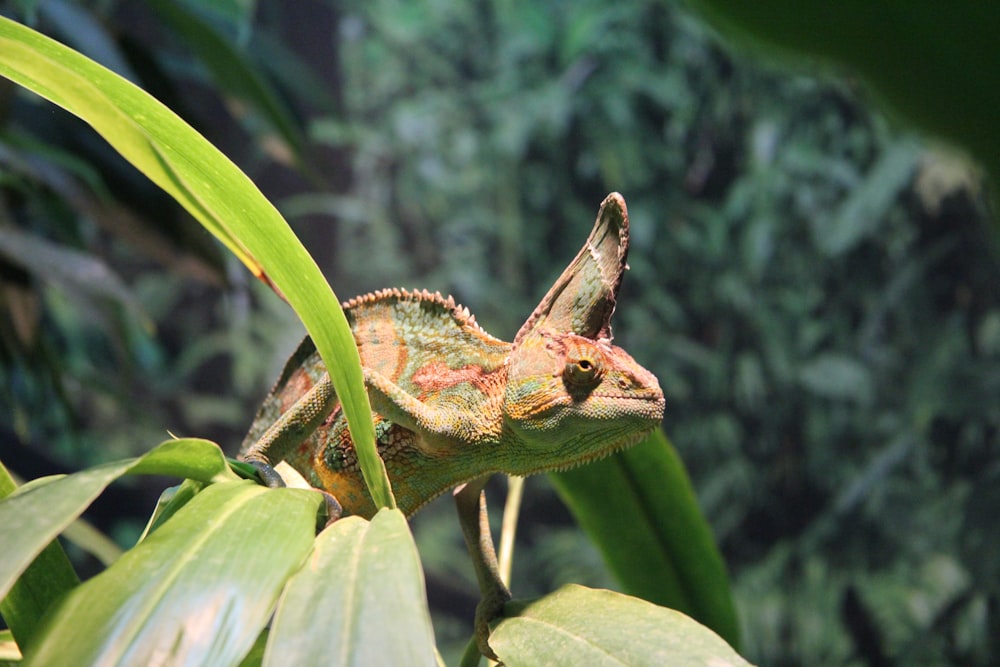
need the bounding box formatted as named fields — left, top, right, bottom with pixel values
left=0, top=460, right=78, bottom=650
left=491, top=584, right=752, bottom=667
left=0, top=439, right=236, bottom=602
left=1, top=438, right=229, bottom=649
left=0, top=541, right=79, bottom=651
left=0, top=16, right=392, bottom=511
left=683, top=1, right=1000, bottom=191
left=550, top=430, right=740, bottom=648
left=265, top=509, right=436, bottom=667
left=23, top=481, right=321, bottom=667
left=127, top=438, right=240, bottom=481
left=0, top=466, right=130, bottom=608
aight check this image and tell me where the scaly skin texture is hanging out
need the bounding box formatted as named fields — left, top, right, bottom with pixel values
left=240, top=192, right=664, bottom=658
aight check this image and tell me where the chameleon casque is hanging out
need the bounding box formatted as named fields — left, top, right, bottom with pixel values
left=240, top=192, right=664, bottom=657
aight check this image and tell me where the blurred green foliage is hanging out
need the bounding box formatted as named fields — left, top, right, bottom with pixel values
left=684, top=0, right=1000, bottom=191
left=1, top=1, right=997, bottom=665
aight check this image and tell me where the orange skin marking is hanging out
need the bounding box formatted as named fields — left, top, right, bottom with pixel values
left=357, top=318, right=408, bottom=380
left=412, top=361, right=489, bottom=393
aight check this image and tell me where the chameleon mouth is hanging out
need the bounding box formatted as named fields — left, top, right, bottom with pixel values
left=522, top=394, right=664, bottom=429
left=590, top=391, right=665, bottom=417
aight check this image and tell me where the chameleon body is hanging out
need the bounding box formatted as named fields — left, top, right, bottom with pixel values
left=240, top=193, right=664, bottom=656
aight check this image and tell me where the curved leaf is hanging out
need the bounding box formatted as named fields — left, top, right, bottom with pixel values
left=0, top=461, right=78, bottom=650
left=0, top=16, right=392, bottom=510
left=491, top=584, right=752, bottom=667
left=265, top=509, right=435, bottom=666
left=0, top=439, right=236, bottom=602
left=23, top=482, right=321, bottom=667
left=128, top=438, right=241, bottom=482
left=549, top=430, right=740, bottom=648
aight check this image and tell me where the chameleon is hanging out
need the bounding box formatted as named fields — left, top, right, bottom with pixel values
left=240, top=192, right=664, bottom=657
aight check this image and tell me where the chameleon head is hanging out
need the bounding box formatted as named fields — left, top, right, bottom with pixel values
left=502, top=328, right=665, bottom=473
left=500, top=192, right=663, bottom=473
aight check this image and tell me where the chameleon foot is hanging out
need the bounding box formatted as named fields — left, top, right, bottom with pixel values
left=246, top=458, right=342, bottom=526
left=246, top=459, right=286, bottom=488
left=319, top=490, right=343, bottom=526
left=474, top=586, right=511, bottom=661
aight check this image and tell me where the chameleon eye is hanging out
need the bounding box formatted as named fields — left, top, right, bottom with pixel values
left=564, top=355, right=602, bottom=388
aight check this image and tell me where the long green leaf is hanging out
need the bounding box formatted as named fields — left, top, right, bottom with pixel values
left=0, top=439, right=236, bottom=603
left=491, top=584, right=752, bottom=667
left=265, top=509, right=436, bottom=666
left=0, top=16, right=393, bottom=510
left=549, top=430, right=740, bottom=648
left=0, top=461, right=79, bottom=649
left=22, top=482, right=321, bottom=667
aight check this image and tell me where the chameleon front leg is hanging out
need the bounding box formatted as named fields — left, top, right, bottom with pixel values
left=363, top=367, right=484, bottom=440
left=454, top=475, right=511, bottom=661
left=242, top=373, right=338, bottom=487
left=241, top=373, right=344, bottom=522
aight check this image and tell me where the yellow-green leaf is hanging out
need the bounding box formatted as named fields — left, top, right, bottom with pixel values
left=550, top=430, right=740, bottom=648
left=0, top=439, right=236, bottom=604
left=492, top=584, right=752, bottom=666
left=266, top=509, right=436, bottom=666
left=22, top=482, right=321, bottom=667
left=0, top=16, right=393, bottom=510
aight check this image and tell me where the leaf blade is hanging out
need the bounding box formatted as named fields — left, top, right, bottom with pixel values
left=22, top=482, right=321, bottom=667
left=549, top=430, right=740, bottom=648
left=0, top=16, right=392, bottom=510
left=0, top=461, right=79, bottom=649
left=0, top=439, right=235, bottom=602
left=491, top=584, right=752, bottom=667
left=265, top=509, right=436, bottom=667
